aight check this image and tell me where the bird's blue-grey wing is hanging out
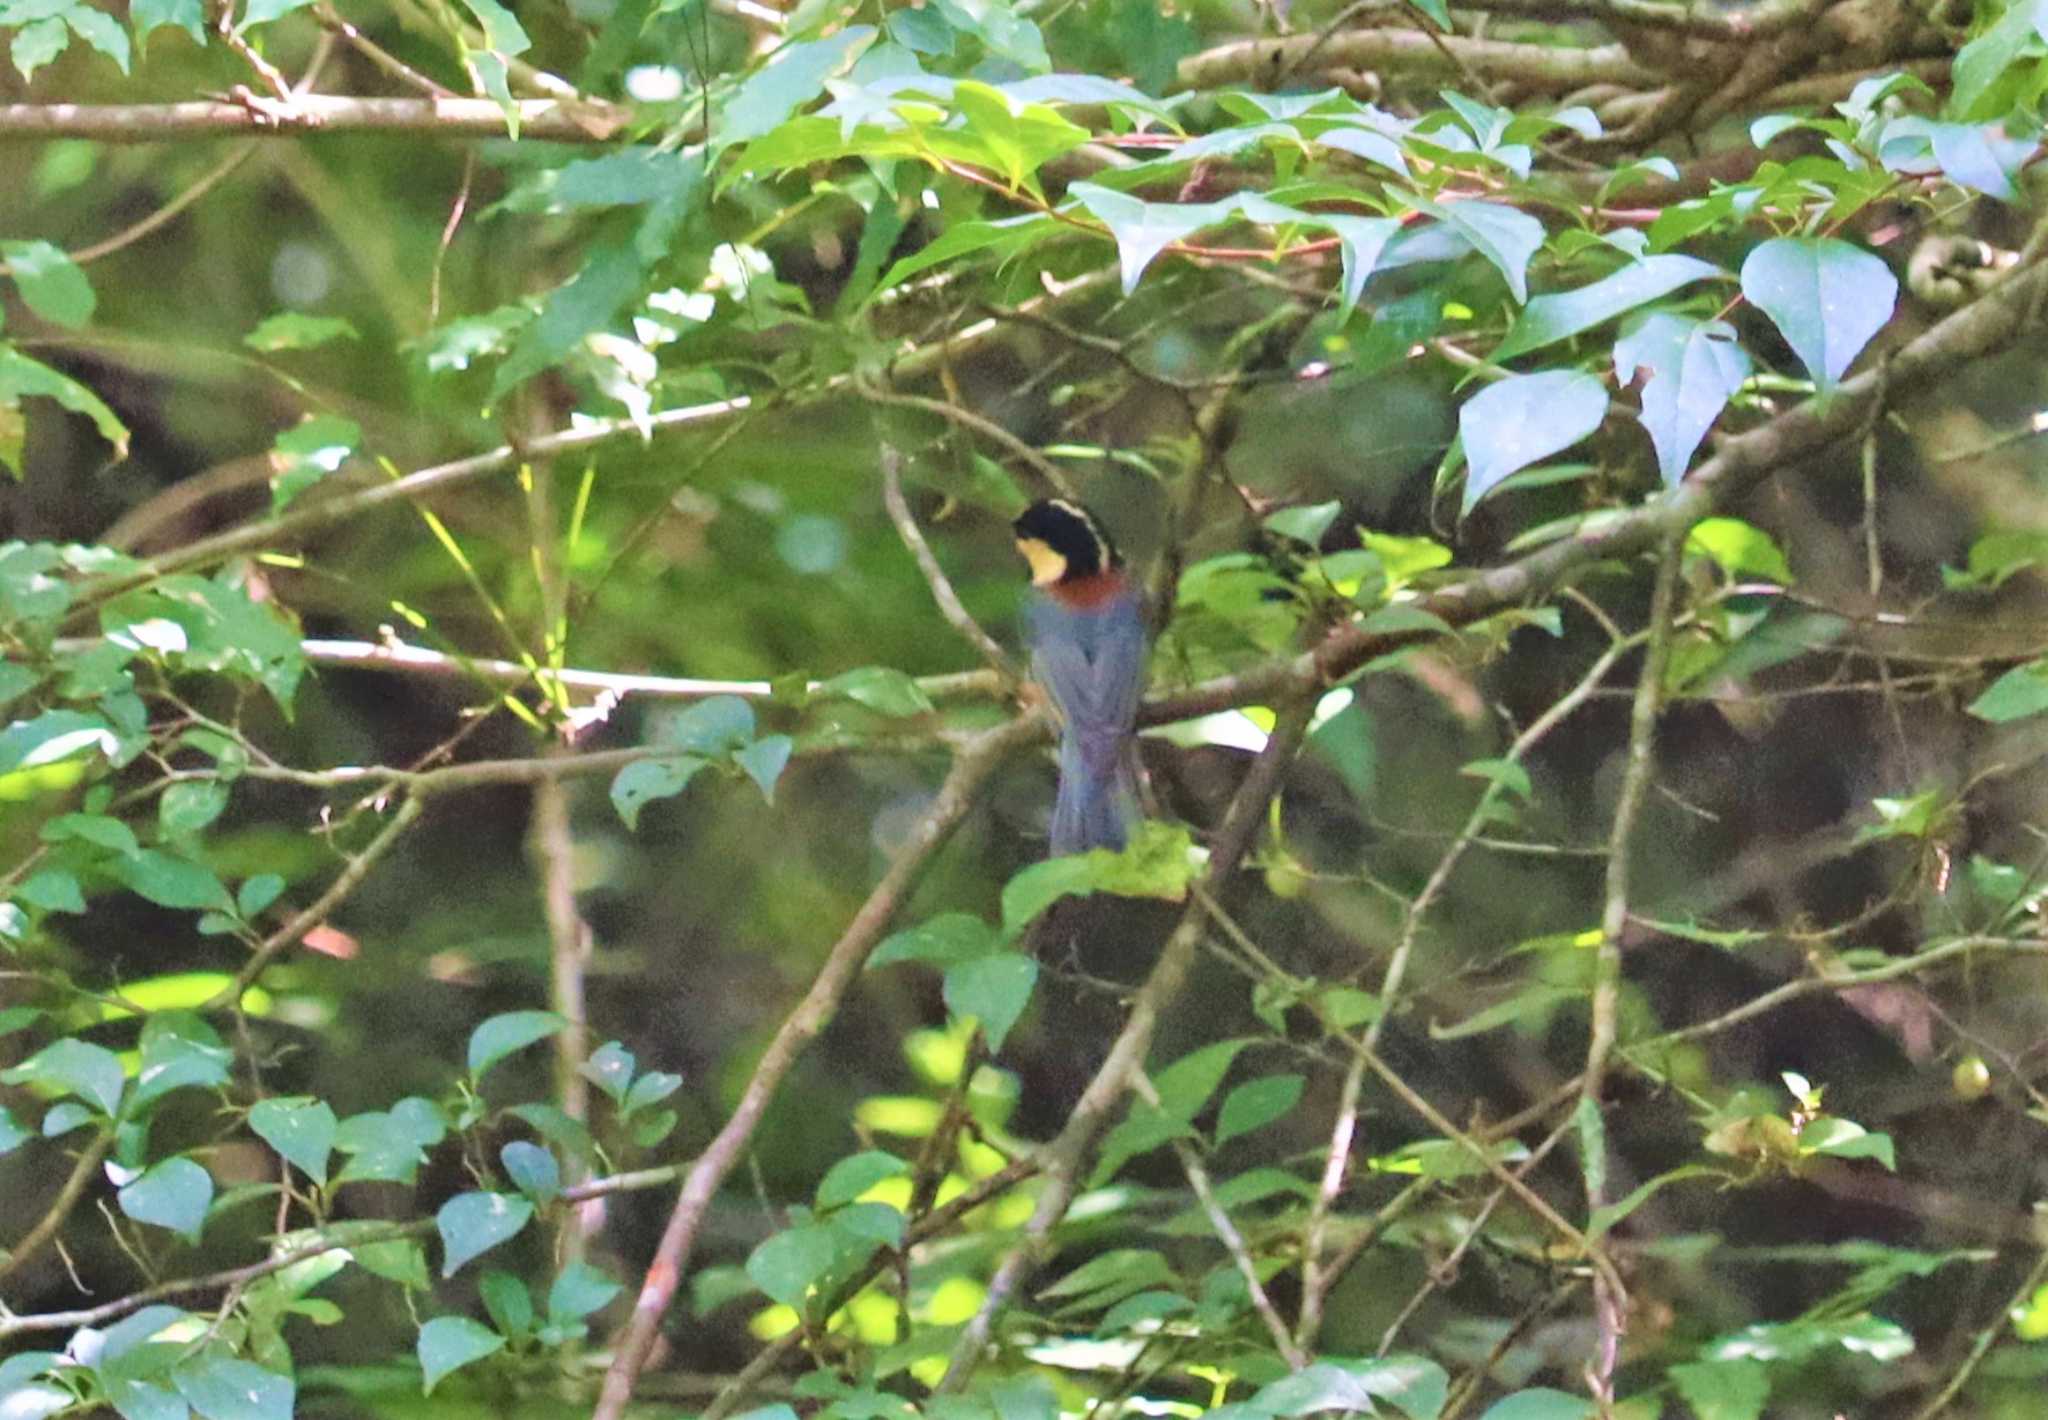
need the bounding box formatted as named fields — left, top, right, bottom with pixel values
left=1026, top=592, right=1146, bottom=852
left=1025, top=593, right=1146, bottom=735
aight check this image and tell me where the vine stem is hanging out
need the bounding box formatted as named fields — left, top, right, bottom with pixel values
left=1579, top=527, right=1687, bottom=1405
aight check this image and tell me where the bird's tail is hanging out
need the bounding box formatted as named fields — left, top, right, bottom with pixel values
left=1050, top=731, right=1138, bottom=855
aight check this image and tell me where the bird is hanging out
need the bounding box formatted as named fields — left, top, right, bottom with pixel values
left=1012, top=498, right=1148, bottom=855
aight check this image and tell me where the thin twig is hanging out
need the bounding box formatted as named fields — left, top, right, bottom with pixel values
left=0, top=1127, right=116, bottom=1289
left=1578, top=529, right=1685, bottom=1403
left=212, top=796, right=424, bottom=1006
left=881, top=447, right=1017, bottom=678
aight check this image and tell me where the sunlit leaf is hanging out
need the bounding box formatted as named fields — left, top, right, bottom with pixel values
left=2, top=241, right=95, bottom=327
left=417, top=1316, right=504, bottom=1395
left=437, top=1191, right=534, bottom=1276
left=119, top=1157, right=215, bottom=1241
left=1740, top=237, right=1896, bottom=391
left=1459, top=371, right=1609, bottom=511
left=943, top=951, right=1037, bottom=1052
left=2, top=1036, right=124, bottom=1115
left=467, top=1010, right=567, bottom=1082
left=248, top=1097, right=337, bottom=1186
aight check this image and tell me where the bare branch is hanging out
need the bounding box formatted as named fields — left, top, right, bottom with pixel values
left=882, top=449, right=1019, bottom=679
left=0, top=96, right=626, bottom=143
left=1178, top=30, right=1658, bottom=92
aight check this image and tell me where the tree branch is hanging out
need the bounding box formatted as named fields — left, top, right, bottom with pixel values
left=0, top=96, right=625, bottom=143
left=1178, top=30, right=1658, bottom=92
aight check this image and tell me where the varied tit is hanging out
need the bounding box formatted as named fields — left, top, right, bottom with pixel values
left=1012, top=498, right=1148, bottom=855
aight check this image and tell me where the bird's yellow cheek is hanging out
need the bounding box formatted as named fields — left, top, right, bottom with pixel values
left=1015, top=537, right=1068, bottom=586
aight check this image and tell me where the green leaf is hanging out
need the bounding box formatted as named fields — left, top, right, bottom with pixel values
left=1256, top=1357, right=1449, bottom=1419
left=0, top=1104, right=32, bottom=1155
left=2, top=241, right=95, bottom=327
left=1406, top=195, right=1545, bottom=302
left=1264, top=501, right=1343, bottom=546
left=1459, top=371, right=1609, bottom=511
left=10, top=17, right=68, bottom=81
left=471, top=1274, right=528, bottom=1345
left=1799, top=1116, right=1896, bottom=1169
left=1950, top=0, right=2048, bottom=116
left=580, top=1041, right=635, bottom=1103
left=243, top=313, right=359, bottom=352
left=1477, top=1391, right=1594, bottom=1420
left=1461, top=756, right=1532, bottom=800
left=467, top=1010, right=567, bottom=1082
left=877, top=213, right=1056, bottom=293
left=872, top=912, right=1000, bottom=968
left=437, top=1191, right=535, bottom=1275
left=119, top=1157, right=215, bottom=1241
left=953, top=81, right=1090, bottom=191
left=248, top=1097, right=337, bottom=1186
left=1496, top=254, right=1722, bottom=361
left=1040, top=1246, right=1178, bottom=1307
left=817, top=666, right=935, bottom=717
left=268, top=414, right=359, bottom=513
left=158, top=779, right=229, bottom=837
left=1429, top=984, right=1580, bottom=1039
left=1970, top=662, right=2048, bottom=722
left=239, top=0, right=317, bottom=26
left=943, top=952, right=1037, bottom=1052
left=0, top=345, right=130, bottom=464
left=1588, top=1163, right=1725, bottom=1238
left=133, top=0, right=208, bottom=47
left=1214, top=1074, right=1305, bottom=1145
left=458, top=0, right=529, bottom=53
left=717, top=28, right=877, bottom=148
left=16, top=868, right=83, bottom=913
left=3, top=1036, right=124, bottom=1115
left=1153, top=1039, right=1252, bottom=1122
left=500, top=1140, right=560, bottom=1203
left=113, top=850, right=235, bottom=913
left=1091, top=1102, right=1197, bottom=1186
left=1669, top=1359, right=1766, bottom=1420
left=131, top=1013, right=232, bottom=1108
left=548, top=1260, right=623, bottom=1324
left=1740, top=237, right=1896, bottom=392
left=1877, top=116, right=2033, bottom=199
left=610, top=755, right=709, bottom=829
left=623, top=1070, right=681, bottom=1116
left=1068, top=183, right=1241, bottom=294
left=1001, top=854, right=1101, bottom=933
left=237, top=874, right=284, bottom=918
left=62, top=5, right=131, bottom=71
left=746, top=1221, right=843, bottom=1308
left=888, top=5, right=954, bottom=53
left=737, top=734, right=793, bottom=803
left=660, top=695, right=757, bottom=752
left=172, top=1354, right=293, bottom=1420
left=495, top=241, right=646, bottom=394
left=1687, top=517, right=1791, bottom=582
left=417, top=1316, right=504, bottom=1395
left=817, top=1150, right=910, bottom=1208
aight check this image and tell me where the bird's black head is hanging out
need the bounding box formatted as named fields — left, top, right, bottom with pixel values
left=1013, top=498, right=1119, bottom=587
